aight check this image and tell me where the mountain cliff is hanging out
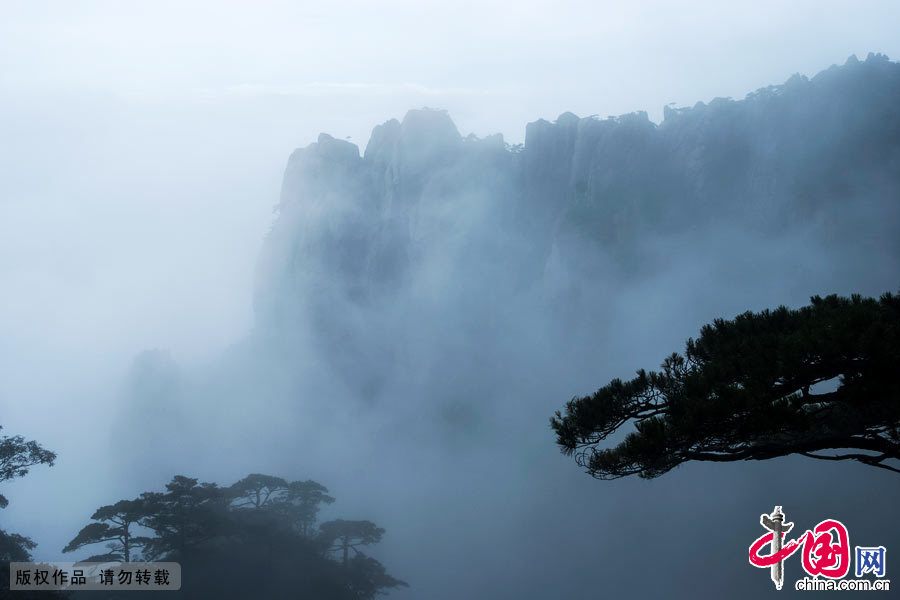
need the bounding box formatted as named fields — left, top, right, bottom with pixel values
left=253, top=53, right=900, bottom=399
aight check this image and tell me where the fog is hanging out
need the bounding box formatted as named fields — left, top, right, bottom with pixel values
left=2, top=2, right=900, bottom=599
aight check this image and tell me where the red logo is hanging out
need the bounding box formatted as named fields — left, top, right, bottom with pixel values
left=748, top=506, right=851, bottom=589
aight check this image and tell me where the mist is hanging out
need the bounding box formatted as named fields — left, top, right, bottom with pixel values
left=2, top=2, right=900, bottom=599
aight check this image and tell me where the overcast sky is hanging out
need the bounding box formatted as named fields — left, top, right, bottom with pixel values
left=3, top=1, right=900, bottom=140
left=2, top=2, right=900, bottom=590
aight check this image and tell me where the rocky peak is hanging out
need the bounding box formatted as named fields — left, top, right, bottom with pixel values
left=254, top=55, right=900, bottom=395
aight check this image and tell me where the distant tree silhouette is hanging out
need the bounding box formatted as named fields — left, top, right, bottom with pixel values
left=0, top=425, right=56, bottom=508
left=227, top=473, right=289, bottom=509
left=344, top=552, right=409, bottom=599
left=0, top=529, right=35, bottom=562
left=62, top=473, right=406, bottom=599
left=1, top=528, right=68, bottom=599
left=319, top=520, right=408, bottom=600
left=319, top=519, right=385, bottom=566
left=551, top=292, right=900, bottom=479
left=281, top=479, right=336, bottom=537
left=0, top=426, right=63, bottom=597
left=227, top=474, right=336, bottom=537
left=139, top=476, right=228, bottom=561
left=63, top=498, right=153, bottom=561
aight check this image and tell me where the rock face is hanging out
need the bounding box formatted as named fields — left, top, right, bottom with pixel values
left=254, top=54, right=900, bottom=397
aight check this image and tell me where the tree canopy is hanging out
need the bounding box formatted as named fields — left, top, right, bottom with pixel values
left=0, top=425, right=56, bottom=508
left=551, top=292, right=900, bottom=479
left=64, top=498, right=155, bottom=562
left=319, top=519, right=385, bottom=566
left=0, top=426, right=64, bottom=597
left=63, top=473, right=406, bottom=599
left=139, top=475, right=229, bottom=561
left=226, top=473, right=336, bottom=537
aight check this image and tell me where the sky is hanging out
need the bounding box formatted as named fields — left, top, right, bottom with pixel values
left=1, top=2, right=900, bottom=598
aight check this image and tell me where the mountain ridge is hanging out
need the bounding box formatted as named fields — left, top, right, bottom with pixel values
left=254, top=53, right=900, bottom=379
